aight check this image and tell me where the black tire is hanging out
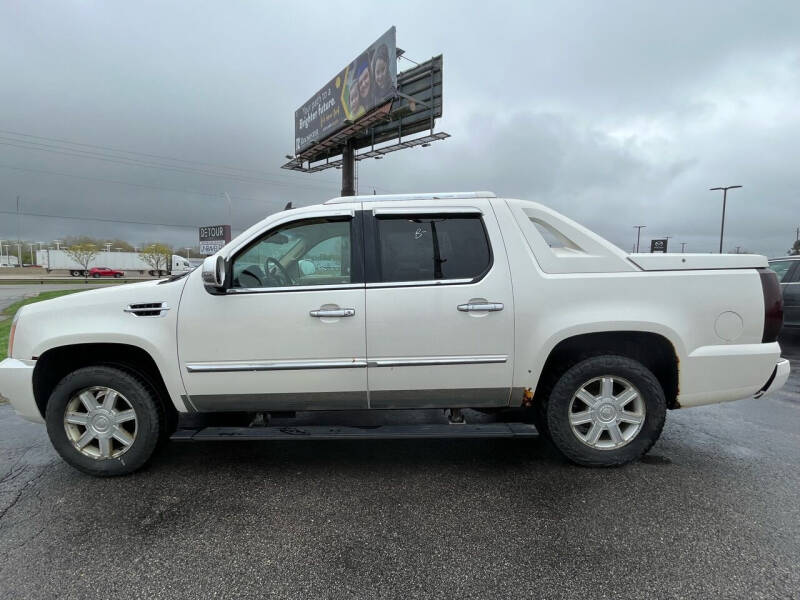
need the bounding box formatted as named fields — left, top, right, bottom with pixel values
left=530, top=401, right=551, bottom=440
left=45, top=366, right=163, bottom=476
left=114, top=273, right=122, bottom=278
left=92, top=273, right=100, bottom=278
left=70, top=270, right=79, bottom=277
left=545, top=355, right=666, bottom=467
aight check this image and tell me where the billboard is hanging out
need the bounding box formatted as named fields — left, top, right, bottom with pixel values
left=199, top=224, right=231, bottom=256
left=650, top=239, right=668, bottom=253
left=294, top=27, right=397, bottom=154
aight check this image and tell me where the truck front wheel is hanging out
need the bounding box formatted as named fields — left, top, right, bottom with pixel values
left=45, top=366, right=163, bottom=476
left=545, top=355, right=666, bottom=467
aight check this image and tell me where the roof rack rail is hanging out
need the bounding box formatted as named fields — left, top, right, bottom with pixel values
left=324, top=191, right=497, bottom=205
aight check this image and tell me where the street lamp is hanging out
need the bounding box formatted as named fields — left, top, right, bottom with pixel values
left=709, top=185, right=742, bottom=253
left=184, top=247, right=192, bottom=259
left=633, top=225, right=646, bottom=253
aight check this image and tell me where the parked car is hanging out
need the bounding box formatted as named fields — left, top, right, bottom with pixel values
left=768, top=257, right=800, bottom=329
left=0, top=192, right=789, bottom=476
left=89, top=266, right=125, bottom=278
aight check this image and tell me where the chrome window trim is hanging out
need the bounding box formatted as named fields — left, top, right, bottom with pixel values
left=365, top=278, right=473, bottom=289
left=368, top=355, right=507, bottom=367
left=227, top=283, right=364, bottom=294
left=372, top=206, right=483, bottom=216
left=186, top=359, right=368, bottom=373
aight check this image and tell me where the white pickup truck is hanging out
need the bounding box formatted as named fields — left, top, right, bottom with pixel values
left=0, top=192, right=789, bottom=476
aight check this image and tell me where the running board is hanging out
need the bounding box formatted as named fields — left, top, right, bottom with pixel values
left=171, top=423, right=538, bottom=441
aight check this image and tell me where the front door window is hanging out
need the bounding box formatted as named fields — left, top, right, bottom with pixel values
left=232, top=218, right=352, bottom=289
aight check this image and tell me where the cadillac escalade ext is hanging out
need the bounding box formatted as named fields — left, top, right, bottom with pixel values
left=0, top=192, right=789, bottom=475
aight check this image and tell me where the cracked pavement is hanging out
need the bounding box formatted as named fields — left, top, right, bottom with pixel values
left=0, top=334, right=798, bottom=599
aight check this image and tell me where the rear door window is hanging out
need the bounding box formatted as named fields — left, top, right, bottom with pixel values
left=375, top=214, right=491, bottom=282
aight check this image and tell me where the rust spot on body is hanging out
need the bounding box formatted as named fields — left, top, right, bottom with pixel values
left=522, top=387, right=534, bottom=407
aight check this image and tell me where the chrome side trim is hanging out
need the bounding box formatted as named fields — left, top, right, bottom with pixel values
left=186, top=355, right=506, bottom=373
left=368, top=355, right=507, bottom=367
left=186, top=359, right=368, bottom=373
left=227, top=283, right=363, bottom=294
left=365, top=278, right=473, bottom=289
left=372, top=206, right=483, bottom=216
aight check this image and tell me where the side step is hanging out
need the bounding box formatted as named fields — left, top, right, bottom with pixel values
left=171, top=423, right=538, bottom=442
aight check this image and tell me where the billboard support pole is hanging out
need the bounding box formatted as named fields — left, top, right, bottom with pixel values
left=341, top=139, right=355, bottom=196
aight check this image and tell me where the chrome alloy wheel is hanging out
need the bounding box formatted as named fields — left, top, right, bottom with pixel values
left=568, top=376, right=646, bottom=450
left=63, top=387, right=137, bottom=459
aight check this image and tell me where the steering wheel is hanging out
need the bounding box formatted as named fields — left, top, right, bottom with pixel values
left=265, top=257, right=294, bottom=286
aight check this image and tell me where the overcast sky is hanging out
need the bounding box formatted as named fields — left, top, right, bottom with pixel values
left=1, top=1, right=798, bottom=255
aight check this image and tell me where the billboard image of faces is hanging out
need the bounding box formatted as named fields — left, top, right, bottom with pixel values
left=295, top=27, right=397, bottom=154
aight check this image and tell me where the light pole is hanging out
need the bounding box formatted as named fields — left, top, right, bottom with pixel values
left=680, top=242, right=687, bottom=253
left=184, top=247, right=192, bottom=259
left=709, top=185, right=742, bottom=253
left=633, top=225, right=646, bottom=253
left=53, top=240, right=62, bottom=250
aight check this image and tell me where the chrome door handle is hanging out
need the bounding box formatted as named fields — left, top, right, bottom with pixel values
left=457, top=302, right=504, bottom=312
left=310, top=308, right=355, bottom=318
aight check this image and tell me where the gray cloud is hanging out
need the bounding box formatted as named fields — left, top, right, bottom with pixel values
left=1, top=0, right=798, bottom=257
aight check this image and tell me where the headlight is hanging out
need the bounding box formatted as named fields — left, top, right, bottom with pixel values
left=7, top=311, right=20, bottom=359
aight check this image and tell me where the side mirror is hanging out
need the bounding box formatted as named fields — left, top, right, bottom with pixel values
left=298, top=259, right=316, bottom=276
left=201, top=255, right=227, bottom=291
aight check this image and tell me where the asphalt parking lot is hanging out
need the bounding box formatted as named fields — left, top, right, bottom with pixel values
left=0, top=287, right=799, bottom=598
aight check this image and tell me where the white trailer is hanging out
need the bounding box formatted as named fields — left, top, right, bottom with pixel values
left=36, top=250, right=192, bottom=277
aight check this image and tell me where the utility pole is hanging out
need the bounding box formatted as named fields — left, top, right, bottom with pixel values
left=709, top=185, right=742, bottom=253
left=341, top=139, right=355, bottom=196
left=16, top=195, right=21, bottom=248
left=53, top=240, right=62, bottom=250
left=680, top=242, right=687, bottom=253
left=633, top=225, right=646, bottom=253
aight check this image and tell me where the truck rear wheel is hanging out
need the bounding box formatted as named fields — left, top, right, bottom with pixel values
left=545, top=355, right=666, bottom=467
left=45, top=366, right=163, bottom=476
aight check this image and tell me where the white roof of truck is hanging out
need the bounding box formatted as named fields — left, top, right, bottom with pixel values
left=324, top=191, right=496, bottom=205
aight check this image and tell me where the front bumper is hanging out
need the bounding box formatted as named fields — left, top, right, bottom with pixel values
left=0, top=358, right=42, bottom=423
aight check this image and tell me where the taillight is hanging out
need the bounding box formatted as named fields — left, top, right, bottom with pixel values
left=758, top=268, right=783, bottom=343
